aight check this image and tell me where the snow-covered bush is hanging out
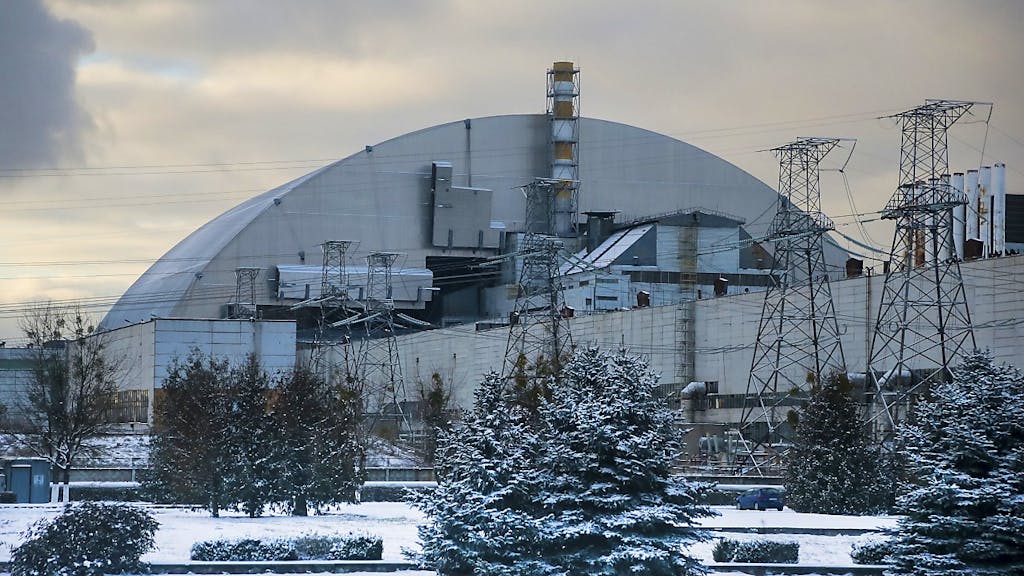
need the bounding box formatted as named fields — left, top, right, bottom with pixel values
left=711, top=538, right=799, bottom=563
left=784, top=373, right=887, bottom=515
left=190, top=533, right=383, bottom=562
left=415, top=347, right=714, bottom=575
left=325, top=533, right=383, bottom=560
left=10, top=502, right=157, bottom=576
left=190, top=538, right=297, bottom=561
left=850, top=538, right=893, bottom=565
left=888, top=353, right=1024, bottom=575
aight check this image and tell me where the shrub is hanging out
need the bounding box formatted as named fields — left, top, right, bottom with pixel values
left=190, top=538, right=297, bottom=561
left=711, top=539, right=738, bottom=562
left=68, top=485, right=143, bottom=502
left=189, top=533, right=382, bottom=562
left=711, top=538, right=799, bottom=563
left=0, top=491, right=16, bottom=503
left=328, top=533, right=383, bottom=560
left=10, top=502, right=157, bottom=576
left=850, top=538, right=894, bottom=565
left=291, top=534, right=343, bottom=560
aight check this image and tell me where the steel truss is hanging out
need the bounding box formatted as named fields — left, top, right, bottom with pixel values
left=740, top=137, right=848, bottom=467
left=503, top=233, right=573, bottom=377
left=355, top=251, right=412, bottom=438
left=866, top=100, right=979, bottom=442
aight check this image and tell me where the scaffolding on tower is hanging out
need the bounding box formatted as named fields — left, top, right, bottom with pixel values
left=739, top=137, right=850, bottom=475
left=866, top=100, right=984, bottom=445
left=547, top=61, right=580, bottom=238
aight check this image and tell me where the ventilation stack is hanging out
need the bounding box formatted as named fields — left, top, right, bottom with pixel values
left=993, top=162, right=1006, bottom=255
left=547, top=61, right=580, bottom=238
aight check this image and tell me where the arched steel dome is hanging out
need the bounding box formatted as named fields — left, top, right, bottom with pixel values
left=100, top=114, right=844, bottom=330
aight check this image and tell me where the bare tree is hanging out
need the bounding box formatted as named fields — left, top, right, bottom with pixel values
left=5, top=302, right=121, bottom=483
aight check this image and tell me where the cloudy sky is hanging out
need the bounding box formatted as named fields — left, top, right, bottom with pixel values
left=1, top=0, right=1021, bottom=342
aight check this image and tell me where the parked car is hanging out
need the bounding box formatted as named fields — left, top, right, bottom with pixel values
left=736, top=488, right=784, bottom=510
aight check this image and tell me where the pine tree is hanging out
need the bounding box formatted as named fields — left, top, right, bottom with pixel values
left=414, top=372, right=554, bottom=575
left=537, top=347, right=713, bottom=575
left=784, top=373, right=887, bottom=515
left=415, top=349, right=714, bottom=576
left=147, top=350, right=233, bottom=516
left=271, top=365, right=364, bottom=516
left=225, top=354, right=275, bottom=518
left=889, top=352, right=1024, bottom=575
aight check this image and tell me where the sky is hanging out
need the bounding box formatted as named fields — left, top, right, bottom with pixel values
left=0, top=0, right=1022, bottom=343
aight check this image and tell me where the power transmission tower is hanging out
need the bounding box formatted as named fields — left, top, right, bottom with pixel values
left=356, top=251, right=412, bottom=439
left=230, top=267, right=262, bottom=319
left=740, top=137, right=848, bottom=471
left=866, top=100, right=979, bottom=442
left=503, top=233, right=573, bottom=377
left=311, top=240, right=355, bottom=374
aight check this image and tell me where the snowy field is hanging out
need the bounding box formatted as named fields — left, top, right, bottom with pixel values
left=0, top=501, right=897, bottom=568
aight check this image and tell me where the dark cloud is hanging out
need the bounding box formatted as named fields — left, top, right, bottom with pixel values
left=0, top=0, right=94, bottom=168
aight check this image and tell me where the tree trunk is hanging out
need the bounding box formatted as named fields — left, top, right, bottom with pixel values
left=293, top=494, right=308, bottom=516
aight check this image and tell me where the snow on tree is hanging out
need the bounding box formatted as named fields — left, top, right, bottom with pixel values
left=537, top=347, right=714, bottom=575
left=225, top=354, right=275, bottom=518
left=147, top=350, right=234, bottom=516
left=271, top=364, right=364, bottom=516
left=415, top=348, right=714, bottom=576
left=784, top=373, right=887, bottom=515
left=413, top=372, right=553, bottom=574
left=889, top=352, right=1024, bottom=575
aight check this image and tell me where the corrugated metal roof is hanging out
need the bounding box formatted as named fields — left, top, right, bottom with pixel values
left=562, top=224, right=653, bottom=275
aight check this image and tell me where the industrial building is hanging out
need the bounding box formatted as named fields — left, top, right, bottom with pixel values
left=4, top=64, right=1018, bottom=477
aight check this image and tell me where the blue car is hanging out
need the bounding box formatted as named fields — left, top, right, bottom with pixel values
left=736, top=488, right=784, bottom=511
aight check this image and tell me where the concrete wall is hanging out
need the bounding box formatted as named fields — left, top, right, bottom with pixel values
left=102, top=318, right=297, bottom=423
left=388, top=254, right=1024, bottom=422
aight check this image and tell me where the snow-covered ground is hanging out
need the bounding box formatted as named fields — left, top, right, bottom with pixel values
left=0, top=502, right=897, bottom=566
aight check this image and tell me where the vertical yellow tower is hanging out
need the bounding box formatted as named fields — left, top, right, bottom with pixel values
left=547, top=61, right=579, bottom=237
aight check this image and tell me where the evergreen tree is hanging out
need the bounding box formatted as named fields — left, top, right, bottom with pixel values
left=784, top=373, right=887, bottom=514
left=415, top=348, right=714, bottom=575
left=272, top=365, right=364, bottom=516
left=889, top=352, right=1024, bottom=575
left=416, top=371, right=457, bottom=466
left=537, top=347, right=713, bottom=575
left=414, top=372, right=554, bottom=575
left=147, top=350, right=233, bottom=516
left=225, top=354, right=275, bottom=518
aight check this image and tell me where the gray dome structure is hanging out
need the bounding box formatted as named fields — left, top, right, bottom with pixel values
left=100, top=114, right=845, bottom=331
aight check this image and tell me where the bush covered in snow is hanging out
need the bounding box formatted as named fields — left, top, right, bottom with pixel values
left=850, top=538, right=894, bottom=565
left=323, top=533, right=383, bottom=560
left=10, top=502, right=157, bottom=576
left=190, top=538, right=297, bottom=561
left=888, top=353, right=1024, bottom=575
left=711, top=538, right=799, bottom=563
left=290, top=533, right=383, bottom=561
left=190, top=533, right=383, bottom=561
left=415, top=347, right=714, bottom=575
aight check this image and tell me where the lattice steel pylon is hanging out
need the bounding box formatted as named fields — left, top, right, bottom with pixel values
left=310, top=240, right=355, bottom=373
left=502, top=234, right=573, bottom=377
left=740, top=138, right=848, bottom=469
left=866, top=100, right=979, bottom=443
left=355, top=251, right=412, bottom=439
left=230, top=267, right=262, bottom=319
